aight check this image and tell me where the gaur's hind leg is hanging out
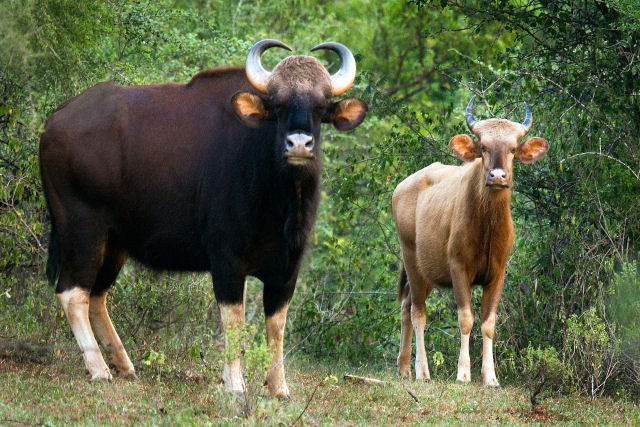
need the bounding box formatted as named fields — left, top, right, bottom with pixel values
left=411, top=288, right=433, bottom=381
left=404, top=261, right=432, bottom=381
left=89, top=246, right=136, bottom=378
left=55, top=215, right=112, bottom=381
left=58, top=287, right=112, bottom=381
left=263, top=276, right=296, bottom=399
left=397, top=290, right=413, bottom=378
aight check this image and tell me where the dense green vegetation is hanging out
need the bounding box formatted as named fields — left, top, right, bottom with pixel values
left=1, top=0, right=638, bottom=416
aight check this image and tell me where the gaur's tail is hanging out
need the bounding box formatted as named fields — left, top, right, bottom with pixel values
left=397, top=263, right=409, bottom=303
left=44, top=198, right=60, bottom=286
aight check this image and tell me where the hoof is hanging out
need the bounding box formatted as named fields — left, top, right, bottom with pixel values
left=483, top=377, right=500, bottom=387
left=398, top=358, right=411, bottom=378
left=222, top=365, right=245, bottom=393
left=415, top=367, right=431, bottom=381
left=277, top=393, right=291, bottom=402
left=398, top=367, right=411, bottom=378
left=224, top=384, right=246, bottom=394
left=90, top=373, right=113, bottom=383
left=456, top=372, right=471, bottom=383
left=415, top=373, right=431, bottom=381
left=268, top=382, right=290, bottom=399
left=482, top=369, right=500, bottom=387
left=120, top=371, right=138, bottom=380
left=223, top=378, right=246, bottom=394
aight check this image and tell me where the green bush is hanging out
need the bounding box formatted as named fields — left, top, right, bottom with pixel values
left=564, top=307, right=620, bottom=397
left=520, top=345, right=574, bottom=409
left=608, top=263, right=640, bottom=395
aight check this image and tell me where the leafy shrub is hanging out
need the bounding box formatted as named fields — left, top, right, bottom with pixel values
left=608, top=263, right=640, bottom=394
left=564, top=307, right=620, bottom=397
left=143, top=349, right=167, bottom=381
left=520, top=345, right=574, bottom=409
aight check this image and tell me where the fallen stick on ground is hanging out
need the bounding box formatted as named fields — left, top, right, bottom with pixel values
left=343, top=374, right=383, bottom=385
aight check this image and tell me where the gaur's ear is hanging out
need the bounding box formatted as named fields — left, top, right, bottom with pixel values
left=324, top=98, right=368, bottom=131
left=517, top=137, right=549, bottom=164
left=231, top=92, right=270, bottom=128
left=449, top=134, right=479, bottom=162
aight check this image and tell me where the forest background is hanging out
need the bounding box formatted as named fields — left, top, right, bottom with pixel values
left=1, top=0, right=639, bottom=420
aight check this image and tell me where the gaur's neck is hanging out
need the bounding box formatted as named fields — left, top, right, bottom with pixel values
left=466, top=160, right=512, bottom=223
left=463, top=160, right=515, bottom=283
left=279, top=166, right=320, bottom=252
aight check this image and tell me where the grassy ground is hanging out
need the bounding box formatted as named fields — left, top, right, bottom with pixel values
left=1, top=350, right=639, bottom=426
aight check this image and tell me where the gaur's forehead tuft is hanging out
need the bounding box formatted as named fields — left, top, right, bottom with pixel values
left=473, top=119, right=525, bottom=140
left=267, top=56, right=332, bottom=97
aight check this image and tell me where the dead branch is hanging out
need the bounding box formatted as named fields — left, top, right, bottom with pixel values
left=343, top=374, right=383, bottom=385
left=293, top=378, right=324, bottom=425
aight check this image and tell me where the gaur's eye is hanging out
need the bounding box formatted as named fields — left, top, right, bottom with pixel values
left=481, top=145, right=487, bottom=152
left=511, top=148, right=516, bottom=154
left=314, top=105, right=327, bottom=115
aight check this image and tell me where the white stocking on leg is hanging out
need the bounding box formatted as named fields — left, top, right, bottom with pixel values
left=89, top=293, right=136, bottom=378
left=220, top=302, right=245, bottom=392
left=265, top=304, right=290, bottom=398
left=58, top=288, right=112, bottom=381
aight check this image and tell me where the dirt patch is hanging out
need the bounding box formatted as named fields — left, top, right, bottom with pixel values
left=520, top=407, right=554, bottom=422
left=0, top=355, right=46, bottom=372
left=0, top=340, right=75, bottom=363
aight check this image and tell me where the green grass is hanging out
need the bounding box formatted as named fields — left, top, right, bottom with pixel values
left=1, top=352, right=638, bottom=425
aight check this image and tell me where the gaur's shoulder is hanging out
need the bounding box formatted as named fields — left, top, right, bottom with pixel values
left=396, top=161, right=462, bottom=192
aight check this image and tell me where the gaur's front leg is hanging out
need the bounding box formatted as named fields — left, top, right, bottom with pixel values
left=451, top=264, right=474, bottom=383
left=263, top=277, right=296, bottom=399
left=219, top=302, right=245, bottom=392
left=213, top=267, right=247, bottom=393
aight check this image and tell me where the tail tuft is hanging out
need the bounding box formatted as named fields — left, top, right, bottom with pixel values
left=45, top=219, right=60, bottom=286
left=397, top=263, right=409, bottom=304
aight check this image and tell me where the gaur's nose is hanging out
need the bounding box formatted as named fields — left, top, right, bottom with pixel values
left=487, top=168, right=508, bottom=187
left=285, top=132, right=314, bottom=155
left=489, top=169, right=506, bottom=180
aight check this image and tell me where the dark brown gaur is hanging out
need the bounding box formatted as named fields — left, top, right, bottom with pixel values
left=39, top=39, right=367, bottom=398
left=393, top=96, right=548, bottom=386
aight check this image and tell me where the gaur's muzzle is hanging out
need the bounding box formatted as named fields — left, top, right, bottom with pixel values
left=486, top=168, right=509, bottom=188
left=284, top=132, right=314, bottom=164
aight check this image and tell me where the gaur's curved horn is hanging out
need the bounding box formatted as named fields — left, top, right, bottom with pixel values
left=246, top=39, right=292, bottom=93
left=521, top=101, right=532, bottom=134
left=311, top=42, right=356, bottom=96
left=465, top=95, right=477, bottom=131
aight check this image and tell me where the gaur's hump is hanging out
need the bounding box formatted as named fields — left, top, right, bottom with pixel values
left=187, top=66, right=246, bottom=86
